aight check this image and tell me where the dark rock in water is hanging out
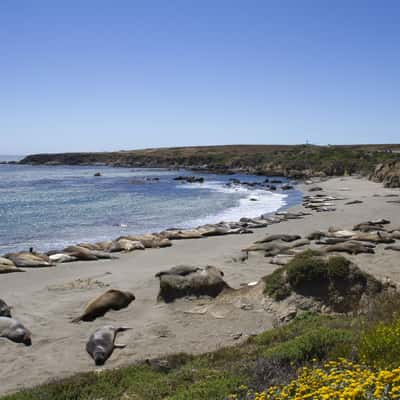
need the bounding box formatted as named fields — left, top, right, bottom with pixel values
left=128, top=179, right=147, bottom=184
left=156, top=265, right=229, bottom=303
left=229, top=178, right=241, bottom=184
left=270, top=179, right=282, bottom=184
left=173, top=176, right=204, bottom=183
left=281, top=184, right=294, bottom=190
left=94, top=172, right=102, bottom=177
left=0, top=299, right=12, bottom=317
left=264, top=178, right=269, bottom=183
left=269, top=185, right=277, bottom=191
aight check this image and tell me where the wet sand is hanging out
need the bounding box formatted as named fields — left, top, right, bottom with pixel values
left=0, top=176, right=399, bottom=395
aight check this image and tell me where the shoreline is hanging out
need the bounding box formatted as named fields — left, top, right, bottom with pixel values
left=0, top=166, right=299, bottom=257
left=0, top=176, right=400, bottom=395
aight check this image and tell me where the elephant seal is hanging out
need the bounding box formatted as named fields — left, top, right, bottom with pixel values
left=72, top=289, right=135, bottom=322
left=155, top=265, right=201, bottom=278
left=0, top=299, right=12, bottom=317
left=385, top=245, right=400, bottom=252
left=256, top=234, right=301, bottom=244
left=86, top=325, right=131, bottom=365
left=0, top=317, right=31, bottom=346
left=322, top=242, right=375, bottom=255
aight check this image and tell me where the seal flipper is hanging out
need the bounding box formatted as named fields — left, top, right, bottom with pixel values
left=115, top=326, right=132, bottom=333
left=114, top=343, right=127, bottom=349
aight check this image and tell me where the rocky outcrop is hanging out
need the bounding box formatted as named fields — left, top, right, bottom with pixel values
left=156, top=265, right=229, bottom=303
left=263, top=252, right=385, bottom=320
left=173, top=176, right=204, bottom=183
left=370, top=160, right=400, bottom=188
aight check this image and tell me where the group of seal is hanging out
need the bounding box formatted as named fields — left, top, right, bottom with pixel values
left=73, top=289, right=136, bottom=365
left=0, top=289, right=135, bottom=366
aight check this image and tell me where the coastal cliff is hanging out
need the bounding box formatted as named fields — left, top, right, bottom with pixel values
left=19, top=144, right=400, bottom=178
left=370, top=159, right=400, bottom=187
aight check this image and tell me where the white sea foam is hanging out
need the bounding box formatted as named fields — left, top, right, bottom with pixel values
left=179, top=181, right=288, bottom=227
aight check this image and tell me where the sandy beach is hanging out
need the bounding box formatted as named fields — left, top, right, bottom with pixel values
left=0, top=176, right=399, bottom=395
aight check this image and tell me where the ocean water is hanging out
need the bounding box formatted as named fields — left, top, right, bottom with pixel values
left=0, top=162, right=302, bottom=254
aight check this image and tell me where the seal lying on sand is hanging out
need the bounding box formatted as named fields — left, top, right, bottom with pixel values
left=255, top=234, right=301, bottom=244
left=155, top=265, right=202, bottom=278
left=323, top=242, right=375, bottom=255
left=5, top=252, right=53, bottom=268
left=385, top=245, right=400, bottom=252
left=0, top=317, right=31, bottom=345
left=86, top=325, right=131, bottom=365
left=0, top=257, right=25, bottom=274
left=72, top=289, right=135, bottom=322
left=0, top=299, right=12, bottom=317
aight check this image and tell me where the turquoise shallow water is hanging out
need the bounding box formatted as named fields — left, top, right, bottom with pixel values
left=0, top=162, right=302, bottom=254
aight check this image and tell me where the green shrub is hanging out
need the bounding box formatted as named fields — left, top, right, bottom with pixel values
left=359, top=316, right=400, bottom=368
left=262, top=327, right=354, bottom=363
left=327, top=256, right=351, bottom=279
left=263, top=267, right=291, bottom=300
left=253, top=313, right=353, bottom=347
left=363, top=292, right=400, bottom=327
left=286, top=255, right=327, bottom=289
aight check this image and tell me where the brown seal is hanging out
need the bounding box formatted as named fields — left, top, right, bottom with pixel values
left=72, top=289, right=135, bottom=323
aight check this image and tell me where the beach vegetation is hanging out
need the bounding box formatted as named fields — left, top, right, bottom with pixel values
left=3, top=296, right=400, bottom=399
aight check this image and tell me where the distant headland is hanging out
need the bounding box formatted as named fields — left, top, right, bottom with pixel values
left=19, top=144, right=400, bottom=180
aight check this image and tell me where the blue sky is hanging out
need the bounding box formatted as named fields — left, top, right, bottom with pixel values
left=1, top=0, right=399, bottom=154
